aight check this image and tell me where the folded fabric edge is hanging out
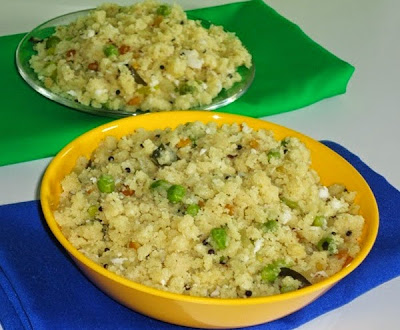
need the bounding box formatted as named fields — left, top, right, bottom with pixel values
left=194, top=0, right=356, bottom=118
left=257, top=0, right=356, bottom=111
left=0, top=265, right=32, bottom=329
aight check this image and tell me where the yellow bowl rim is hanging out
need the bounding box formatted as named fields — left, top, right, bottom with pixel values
left=40, top=111, right=379, bottom=306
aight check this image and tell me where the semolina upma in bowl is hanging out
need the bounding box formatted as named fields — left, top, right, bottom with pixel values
left=40, top=111, right=378, bottom=328
left=17, top=1, right=253, bottom=117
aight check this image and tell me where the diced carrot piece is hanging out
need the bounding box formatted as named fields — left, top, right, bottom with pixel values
left=249, top=139, right=259, bottom=149
left=153, top=15, right=163, bottom=27
left=337, top=249, right=353, bottom=268
left=129, top=241, right=140, bottom=249
left=66, top=49, right=76, bottom=57
left=119, top=45, right=130, bottom=55
left=127, top=96, right=141, bottom=106
left=295, top=231, right=304, bottom=241
left=343, top=256, right=353, bottom=267
left=225, top=204, right=234, bottom=216
left=176, top=138, right=191, bottom=148
left=121, top=185, right=135, bottom=196
left=337, top=249, right=347, bottom=259
left=88, top=62, right=98, bottom=71
left=44, top=77, right=53, bottom=88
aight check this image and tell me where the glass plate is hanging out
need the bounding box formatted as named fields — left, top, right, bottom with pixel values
left=16, top=9, right=255, bottom=118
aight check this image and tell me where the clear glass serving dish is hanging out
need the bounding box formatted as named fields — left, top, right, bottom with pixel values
left=16, top=9, right=255, bottom=118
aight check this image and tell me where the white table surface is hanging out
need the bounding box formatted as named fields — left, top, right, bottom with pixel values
left=1, top=0, right=399, bottom=329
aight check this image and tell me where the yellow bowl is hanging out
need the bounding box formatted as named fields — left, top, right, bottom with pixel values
left=40, top=111, right=379, bottom=328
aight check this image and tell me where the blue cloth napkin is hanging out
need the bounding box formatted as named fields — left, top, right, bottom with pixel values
left=1, top=141, right=399, bottom=330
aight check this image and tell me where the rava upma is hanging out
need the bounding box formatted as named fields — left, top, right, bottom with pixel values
left=55, top=122, right=365, bottom=298
left=29, top=1, right=252, bottom=112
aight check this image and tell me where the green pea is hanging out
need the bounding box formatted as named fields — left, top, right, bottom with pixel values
left=317, top=236, right=337, bottom=253
left=312, top=215, right=327, bottom=228
left=262, top=220, right=278, bottom=232
left=46, top=36, right=61, bottom=49
left=281, top=197, right=299, bottom=210
left=211, top=227, right=228, bottom=250
left=261, top=259, right=287, bottom=283
left=156, top=4, right=172, bottom=16
left=150, top=179, right=170, bottom=190
left=87, top=205, right=98, bottom=218
left=167, top=184, right=186, bottom=203
left=261, top=264, right=281, bottom=283
left=186, top=204, right=200, bottom=216
left=97, top=174, right=115, bottom=193
left=267, top=149, right=280, bottom=161
left=103, top=44, right=119, bottom=57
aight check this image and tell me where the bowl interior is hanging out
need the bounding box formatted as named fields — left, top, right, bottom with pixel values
left=16, top=10, right=255, bottom=118
left=40, top=111, right=379, bottom=306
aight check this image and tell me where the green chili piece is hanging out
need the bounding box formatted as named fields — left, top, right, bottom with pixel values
left=167, top=185, right=186, bottom=203
left=240, top=229, right=252, bottom=247
left=267, top=149, right=281, bottom=161
left=281, top=197, right=299, bottom=210
left=317, top=236, right=337, bottom=253
left=281, top=139, right=289, bottom=148
left=97, top=174, right=115, bottom=193
left=150, top=143, right=166, bottom=166
left=262, top=220, right=278, bottom=232
left=177, top=83, right=196, bottom=95
left=189, top=136, right=198, bottom=147
left=46, top=36, right=61, bottom=49
left=211, top=227, right=228, bottom=250
left=219, top=256, right=228, bottom=264
left=186, top=204, right=200, bottom=216
left=312, top=215, right=327, bottom=228
left=150, top=179, right=170, bottom=190
left=137, top=86, right=151, bottom=95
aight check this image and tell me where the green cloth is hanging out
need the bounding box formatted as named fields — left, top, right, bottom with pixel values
left=0, top=0, right=354, bottom=166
